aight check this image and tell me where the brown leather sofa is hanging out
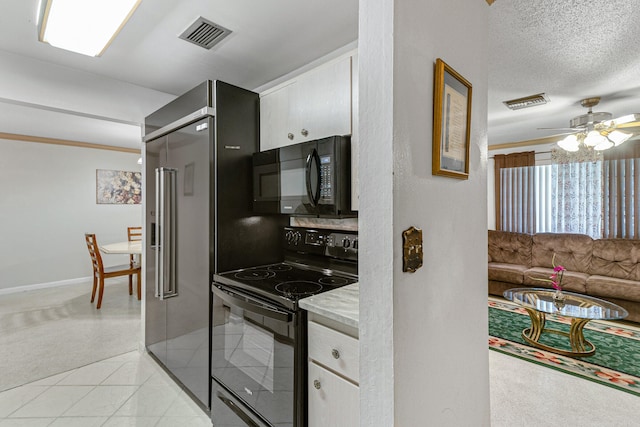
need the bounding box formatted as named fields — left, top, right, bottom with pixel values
left=488, top=230, right=640, bottom=322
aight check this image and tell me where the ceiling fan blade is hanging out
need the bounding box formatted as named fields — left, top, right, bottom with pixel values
left=537, top=127, right=582, bottom=131
left=547, top=131, right=577, bottom=137
left=617, top=121, right=640, bottom=129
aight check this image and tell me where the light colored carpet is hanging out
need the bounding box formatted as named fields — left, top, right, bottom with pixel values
left=0, top=278, right=141, bottom=392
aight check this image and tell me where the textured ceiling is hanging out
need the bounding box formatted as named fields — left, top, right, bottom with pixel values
left=0, top=1, right=638, bottom=148
left=488, top=0, right=640, bottom=145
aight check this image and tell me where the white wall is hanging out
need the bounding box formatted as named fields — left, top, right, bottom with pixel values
left=0, top=139, right=142, bottom=291
left=360, top=0, right=490, bottom=425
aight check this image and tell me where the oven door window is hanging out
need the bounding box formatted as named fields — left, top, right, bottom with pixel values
left=212, top=290, right=295, bottom=427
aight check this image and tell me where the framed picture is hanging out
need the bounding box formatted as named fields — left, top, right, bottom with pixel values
left=432, top=58, right=472, bottom=179
left=96, top=169, right=142, bottom=204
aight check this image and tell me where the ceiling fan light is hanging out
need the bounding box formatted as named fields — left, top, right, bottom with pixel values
left=594, top=140, right=614, bottom=151
left=558, top=134, right=579, bottom=152
left=584, top=130, right=606, bottom=147
left=607, top=130, right=632, bottom=146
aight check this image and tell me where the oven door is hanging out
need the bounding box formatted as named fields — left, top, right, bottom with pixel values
left=211, top=284, right=300, bottom=427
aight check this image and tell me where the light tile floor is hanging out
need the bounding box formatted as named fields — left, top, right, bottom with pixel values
left=0, top=350, right=212, bottom=427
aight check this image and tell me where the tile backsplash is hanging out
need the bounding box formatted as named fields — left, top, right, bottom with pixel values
left=290, top=217, right=358, bottom=231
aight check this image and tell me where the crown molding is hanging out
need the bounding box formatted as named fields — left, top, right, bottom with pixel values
left=0, top=132, right=139, bottom=154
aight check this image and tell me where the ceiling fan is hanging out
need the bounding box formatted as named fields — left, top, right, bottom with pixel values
left=544, top=97, right=640, bottom=152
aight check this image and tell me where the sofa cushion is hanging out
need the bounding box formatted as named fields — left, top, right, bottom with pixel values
left=488, top=230, right=532, bottom=267
left=488, top=262, right=527, bottom=284
left=586, top=275, right=640, bottom=303
left=531, top=233, right=593, bottom=273
left=590, top=239, right=640, bottom=281
left=523, top=267, right=589, bottom=293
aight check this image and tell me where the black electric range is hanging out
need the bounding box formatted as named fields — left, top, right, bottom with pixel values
left=210, top=226, right=357, bottom=427
left=213, top=226, right=357, bottom=310
left=214, top=261, right=357, bottom=310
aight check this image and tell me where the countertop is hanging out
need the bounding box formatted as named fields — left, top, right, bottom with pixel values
left=299, top=282, right=359, bottom=329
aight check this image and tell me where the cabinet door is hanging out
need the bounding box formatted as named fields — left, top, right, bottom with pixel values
left=308, top=361, right=359, bottom=427
left=260, top=82, right=296, bottom=151
left=292, top=56, right=352, bottom=143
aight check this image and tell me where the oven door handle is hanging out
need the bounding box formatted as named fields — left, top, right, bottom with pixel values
left=212, top=285, right=292, bottom=322
left=217, top=392, right=262, bottom=427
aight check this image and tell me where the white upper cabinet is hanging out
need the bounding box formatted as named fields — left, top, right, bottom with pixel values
left=260, top=82, right=293, bottom=151
left=260, top=55, right=353, bottom=151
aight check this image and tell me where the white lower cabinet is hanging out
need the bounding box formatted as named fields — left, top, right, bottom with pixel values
left=307, top=318, right=359, bottom=427
left=308, top=361, right=359, bottom=427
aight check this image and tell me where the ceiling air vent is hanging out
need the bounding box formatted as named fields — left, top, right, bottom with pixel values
left=179, top=17, right=231, bottom=50
left=503, top=93, right=549, bottom=110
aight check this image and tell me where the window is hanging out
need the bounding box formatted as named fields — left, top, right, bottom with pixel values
left=499, top=157, right=640, bottom=239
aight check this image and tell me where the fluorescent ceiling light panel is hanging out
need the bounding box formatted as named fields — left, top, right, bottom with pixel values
left=39, top=0, right=141, bottom=57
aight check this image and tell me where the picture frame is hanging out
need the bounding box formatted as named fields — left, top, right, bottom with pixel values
left=432, top=58, right=472, bottom=180
left=96, top=169, right=142, bottom=204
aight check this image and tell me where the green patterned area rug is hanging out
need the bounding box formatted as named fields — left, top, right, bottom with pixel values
left=488, top=297, right=640, bottom=396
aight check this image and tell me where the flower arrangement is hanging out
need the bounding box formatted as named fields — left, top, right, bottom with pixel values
left=532, top=253, right=566, bottom=291
left=549, top=254, right=566, bottom=291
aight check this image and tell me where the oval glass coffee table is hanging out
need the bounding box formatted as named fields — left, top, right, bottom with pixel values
left=503, top=288, right=628, bottom=357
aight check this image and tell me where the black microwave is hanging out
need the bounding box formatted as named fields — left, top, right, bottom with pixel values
left=253, top=135, right=354, bottom=217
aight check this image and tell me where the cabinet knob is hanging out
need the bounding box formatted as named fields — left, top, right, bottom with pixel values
left=301, top=129, right=309, bottom=137
left=313, top=379, right=321, bottom=389
left=287, top=133, right=294, bottom=140
left=331, top=349, right=340, bottom=359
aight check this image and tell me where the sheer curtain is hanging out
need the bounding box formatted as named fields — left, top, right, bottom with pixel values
left=548, top=162, right=602, bottom=238
left=500, top=162, right=603, bottom=238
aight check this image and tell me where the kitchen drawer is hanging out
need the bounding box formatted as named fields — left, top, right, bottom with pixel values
left=308, top=320, right=359, bottom=383
left=308, top=361, right=359, bottom=427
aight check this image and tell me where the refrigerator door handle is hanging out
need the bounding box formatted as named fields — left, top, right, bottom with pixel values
left=155, top=168, right=162, bottom=299
left=160, top=168, right=178, bottom=300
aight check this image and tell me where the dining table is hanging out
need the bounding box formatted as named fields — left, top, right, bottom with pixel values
left=99, top=240, right=142, bottom=255
left=99, top=240, right=142, bottom=270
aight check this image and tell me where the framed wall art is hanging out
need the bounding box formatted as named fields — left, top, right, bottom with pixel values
left=96, top=169, right=142, bottom=204
left=432, top=58, right=472, bottom=180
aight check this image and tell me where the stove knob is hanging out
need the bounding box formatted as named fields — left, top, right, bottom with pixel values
left=352, top=239, right=358, bottom=250
left=342, top=238, right=350, bottom=248
left=286, top=231, right=294, bottom=245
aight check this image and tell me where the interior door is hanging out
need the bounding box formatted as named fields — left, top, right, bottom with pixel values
left=145, top=117, right=212, bottom=408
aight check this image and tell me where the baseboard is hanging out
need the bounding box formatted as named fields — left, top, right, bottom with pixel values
left=0, top=276, right=93, bottom=296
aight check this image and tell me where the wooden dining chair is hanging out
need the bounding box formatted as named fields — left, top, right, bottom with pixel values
left=127, top=226, right=142, bottom=296
left=85, top=233, right=141, bottom=309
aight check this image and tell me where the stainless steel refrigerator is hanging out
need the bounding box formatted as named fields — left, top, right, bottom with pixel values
left=143, top=81, right=285, bottom=410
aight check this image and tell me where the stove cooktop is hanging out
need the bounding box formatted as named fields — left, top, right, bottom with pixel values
left=213, top=262, right=358, bottom=310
